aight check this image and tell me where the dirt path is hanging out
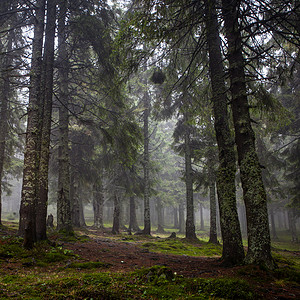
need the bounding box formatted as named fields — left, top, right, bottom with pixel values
left=60, top=230, right=300, bottom=299
left=1, top=224, right=300, bottom=299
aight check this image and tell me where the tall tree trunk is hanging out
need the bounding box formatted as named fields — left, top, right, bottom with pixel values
left=199, top=203, right=204, bottom=231
left=129, top=196, right=140, bottom=232
left=178, top=203, right=185, bottom=234
left=0, top=27, right=13, bottom=225
left=156, top=198, right=165, bottom=233
left=205, top=0, right=244, bottom=265
left=173, top=207, right=179, bottom=229
left=184, top=112, right=197, bottom=240
left=221, top=0, right=274, bottom=269
left=19, top=0, right=46, bottom=245
left=70, top=171, right=83, bottom=227
left=112, top=192, right=120, bottom=234
left=269, top=207, right=278, bottom=240
left=143, top=91, right=151, bottom=235
left=93, top=181, right=104, bottom=229
left=208, top=181, right=218, bottom=244
left=36, top=0, right=56, bottom=241
left=78, top=197, right=86, bottom=227
left=56, top=0, right=72, bottom=234
left=288, top=208, right=298, bottom=243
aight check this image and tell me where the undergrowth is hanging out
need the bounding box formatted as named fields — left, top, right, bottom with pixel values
left=0, top=266, right=256, bottom=299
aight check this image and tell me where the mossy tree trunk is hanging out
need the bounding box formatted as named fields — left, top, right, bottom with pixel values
left=36, top=0, right=56, bottom=241
left=184, top=111, right=197, bottom=240
left=70, top=171, right=85, bottom=227
left=143, top=91, right=151, bottom=235
left=205, top=0, right=244, bottom=264
left=208, top=180, right=218, bottom=244
left=199, top=203, right=204, bottom=231
left=288, top=208, right=298, bottom=243
left=0, top=27, right=13, bottom=225
left=221, top=0, right=274, bottom=269
left=129, top=196, right=140, bottom=232
left=173, top=207, right=179, bottom=229
left=269, top=207, right=278, bottom=240
left=56, top=0, right=72, bottom=234
left=178, top=202, right=185, bottom=234
left=93, top=180, right=104, bottom=229
left=156, top=198, right=165, bottom=233
left=112, top=192, right=121, bottom=234
left=19, top=0, right=46, bottom=245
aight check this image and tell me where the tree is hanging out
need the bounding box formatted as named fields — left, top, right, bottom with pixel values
left=56, top=0, right=72, bottom=234
left=19, top=0, right=46, bottom=247
left=0, top=22, right=13, bottom=225
left=36, top=0, right=56, bottom=241
left=221, top=0, right=274, bottom=268
left=204, top=0, right=244, bottom=264
left=142, top=88, right=151, bottom=235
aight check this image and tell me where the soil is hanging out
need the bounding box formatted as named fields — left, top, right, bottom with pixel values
left=1, top=224, right=300, bottom=299
left=62, top=228, right=300, bottom=300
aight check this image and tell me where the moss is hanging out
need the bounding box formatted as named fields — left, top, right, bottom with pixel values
left=66, top=261, right=112, bottom=270
left=141, top=238, right=222, bottom=257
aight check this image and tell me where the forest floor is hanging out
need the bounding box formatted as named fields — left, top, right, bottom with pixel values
left=0, top=222, right=300, bottom=299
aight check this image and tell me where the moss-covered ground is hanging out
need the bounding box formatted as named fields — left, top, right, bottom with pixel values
left=0, top=221, right=299, bottom=299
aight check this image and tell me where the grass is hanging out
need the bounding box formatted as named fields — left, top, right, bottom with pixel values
left=0, top=221, right=299, bottom=299
left=140, top=238, right=222, bottom=257
left=0, top=266, right=256, bottom=299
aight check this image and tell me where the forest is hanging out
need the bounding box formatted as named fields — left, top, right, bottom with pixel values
left=0, top=0, right=299, bottom=299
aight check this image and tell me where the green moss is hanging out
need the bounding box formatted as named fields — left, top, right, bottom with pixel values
left=0, top=265, right=258, bottom=299
left=66, top=261, right=112, bottom=269
left=141, top=238, right=222, bottom=257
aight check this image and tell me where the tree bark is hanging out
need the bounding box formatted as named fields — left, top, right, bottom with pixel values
left=0, top=27, right=13, bottom=225
left=269, top=207, right=278, bottom=240
left=208, top=180, right=218, bottom=244
left=129, top=196, right=140, bottom=232
left=19, top=0, right=46, bottom=245
left=221, top=0, right=274, bottom=268
left=288, top=208, right=298, bottom=243
left=56, top=0, right=72, bottom=234
left=93, top=181, right=104, bottom=229
left=173, top=206, right=179, bottom=229
left=112, top=192, right=120, bottom=234
left=184, top=112, right=197, bottom=240
left=178, top=203, right=185, bottom=234
left=36, top=0, right=56, bottom=241
left=156, top=198, right=165, bottom=233
left=70, top=171, right=85, bottom=227
left=199, top=203, right=204, bottom=231
left=205, top=0, right=244, bottom=265
left=143, top=91, right=151, bottom=235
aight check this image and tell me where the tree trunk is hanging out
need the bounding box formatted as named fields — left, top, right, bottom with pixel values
left=269, top=207, right=278, bottom=240
left=156, top=198, right=165, bottom=233
left=0, top=27, right=13, bottom=225
left=143, top=91, right=151, bottom=235
left=208, top=181, right=218, bottom=244
left=221, top=0, right=274, bottom=269
left=36, top=0, right=56, bottom=241
left=184, top=112, right=197, bottom=240
left=112, top=192, right=120, bottom=234
left=178, top=203, right=185, bottom=234
left=288, top=209, right=298, bottom=243
left=93, top=181, right=104, bottom=229
left=129, top=196, right=140, bottom=232
left=56, top=0, right=72, bottom=234
left=70, top=172, right=84, bottom=227
left=19, top=0, right=46, bottom=245
left=199, top=203, right=204, bottom=231
left=173, top=207, right=179, bottom=229
left=205, top=0, right=244, bottom=265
